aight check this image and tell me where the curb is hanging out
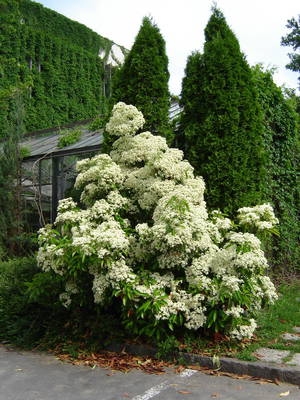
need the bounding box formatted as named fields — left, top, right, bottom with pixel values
left=106, top=342, right=300, bottom=386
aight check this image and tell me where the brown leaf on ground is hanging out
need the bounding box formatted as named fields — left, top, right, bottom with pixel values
left=211, top=392, right=220, bottom=397
left=213, top=332, right=227, bottom=342
left=55, top=350, right=170, bottom=374
left=175, top=365, right=186, bottom=374
left=178, top=390, right=192, bottom=394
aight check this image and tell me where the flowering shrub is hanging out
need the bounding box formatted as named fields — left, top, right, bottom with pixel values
left=38, top=102, right=278, bottom=341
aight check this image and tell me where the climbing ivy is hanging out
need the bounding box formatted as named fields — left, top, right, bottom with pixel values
left=0, top=0, right=125, bottom=136
left=57, top=128, right=82, bottom=149
left=252, top=65, right=300, bottom=270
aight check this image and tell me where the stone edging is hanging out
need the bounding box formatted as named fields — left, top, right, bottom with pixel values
left=106, top=342, right=300, bottom=386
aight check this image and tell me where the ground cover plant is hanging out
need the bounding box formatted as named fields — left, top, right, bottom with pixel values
left=37, top=102, right=279, bottom=346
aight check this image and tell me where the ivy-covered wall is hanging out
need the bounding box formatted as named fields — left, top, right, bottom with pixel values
left=0, top=0, right=126, bottom=135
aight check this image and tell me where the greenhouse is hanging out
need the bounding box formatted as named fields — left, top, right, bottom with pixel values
left=20, top=126, right=103, bottom=227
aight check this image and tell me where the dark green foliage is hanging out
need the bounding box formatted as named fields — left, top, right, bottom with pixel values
left=88, top=116, right=106, bottom=131
left=109, top=17, right=172, bottom=143
left=0, top=87, right=25, bottom=257
left=281, top=15, right=300, bottom=88
left=178, top=51, right=203, bottom=152
left=0, top=256, right=124, bottom=349
left=0, top=0, right=122, bottom=135
left=252, top=66, right=300, bottom=270
left=0, top=257, right=64, bottom=346
left=180, top=8, right=267, bottom=215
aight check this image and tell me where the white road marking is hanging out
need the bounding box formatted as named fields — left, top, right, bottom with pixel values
left=179, top=368, right=197, bottom=378
left=131, top=380, right=170, bottom=400
left=131, top=369, right=198, bottom=400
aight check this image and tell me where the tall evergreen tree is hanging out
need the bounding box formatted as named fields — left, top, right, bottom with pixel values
left=178, top=51, right=203, bottom=152
left=180, top=7, right=266, bottom=215
left=110, top=16, right=172, bottom=142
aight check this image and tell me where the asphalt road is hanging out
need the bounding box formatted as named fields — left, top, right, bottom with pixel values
left=0, top=345, right=299, bottom=400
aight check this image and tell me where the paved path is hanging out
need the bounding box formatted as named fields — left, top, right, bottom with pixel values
left=1, top=346, right=300, bottom=400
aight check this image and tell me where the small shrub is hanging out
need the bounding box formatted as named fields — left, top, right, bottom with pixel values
left=0, top=257, right=65, bottom=346
left=57, top=128, right=82, bottom=148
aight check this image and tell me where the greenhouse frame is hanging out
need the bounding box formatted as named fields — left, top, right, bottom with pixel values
left=21, top=126, right=103, bottom=227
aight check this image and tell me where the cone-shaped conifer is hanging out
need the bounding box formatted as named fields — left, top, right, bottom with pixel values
left=180, top=8, right=266, bottom=215
left=110, top=17, right=172, bottom=142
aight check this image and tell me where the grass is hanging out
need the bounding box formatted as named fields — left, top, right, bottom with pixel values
left=237, top=281, right=300, bottom=360
left=178, top=281, right=300, bottom=362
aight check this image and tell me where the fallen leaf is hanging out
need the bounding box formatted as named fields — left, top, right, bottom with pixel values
left=274, top=378, right=281, bottom=386
left=175, top=365, right=186, bottom=374
left=15, top=368, right=23, bottom=372
left=279, top=391, right=290, bottom=397
left=211, top=392, right=220, bottom=398
left=178, top=390, right=192, bottom=394
left=122, top=393, right=130, bottom=398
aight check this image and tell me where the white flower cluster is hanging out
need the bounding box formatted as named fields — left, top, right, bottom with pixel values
left=106, top=102, right=145, bottom=136
left=59, top=281, right=79, bottom=308
left=157, top=291, right=206, bottom=330
left=37, top=103, right=278, bottom=340
left=111, top=131, right=168, bottom=166
left=230, top=319, right=257, bottom=340
left=211, top=210, right=232, bottom=231
left=237, top=203, right=279, bottom=231
left=75, top=154, right=124, bottom=205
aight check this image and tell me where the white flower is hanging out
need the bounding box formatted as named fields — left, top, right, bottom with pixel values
left=230, top=319, right=257, bottom=340
left=106, top=102, right=145, bottom=136
left=111, top=131, right=168, bottom=166
left=259, top=276, right=278, bottom=303
left=224, top=306, right=244, bottom=318
left=59, top=292, right=72, bottom=308
left=221, top=275, right=242, bottom=292
left=57, top=197, right=77, bottom=213
left=237, top=203, right=279, bottom=231
left=227, top=232, right=262, bottom=251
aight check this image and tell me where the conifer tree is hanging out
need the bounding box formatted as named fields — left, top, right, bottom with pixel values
left=180, top=8, right=266, bottom=215
left=179, top=51, right=203, bottom=152
left=110, top=17, right=172, bottom=142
